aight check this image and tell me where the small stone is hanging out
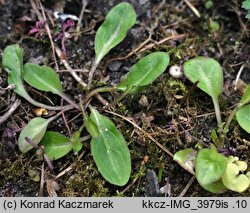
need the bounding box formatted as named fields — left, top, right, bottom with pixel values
left=169, top=65, right=182, bottom=78
left=139, top=95, right=149, bottom=107
left=108, top=61, right=122, bottom=72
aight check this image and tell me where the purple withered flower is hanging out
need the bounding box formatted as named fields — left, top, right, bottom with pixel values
left=55, top=18, right=76, bottom=55
left=62, top=19, right=75, bottom=32
left=28, top=21, right=45, bottom=38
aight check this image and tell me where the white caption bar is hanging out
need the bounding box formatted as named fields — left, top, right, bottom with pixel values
left=1, top=197, right=250, bottom=212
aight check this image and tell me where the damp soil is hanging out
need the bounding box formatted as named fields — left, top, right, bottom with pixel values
left=0, top=0, right=250, bottom=197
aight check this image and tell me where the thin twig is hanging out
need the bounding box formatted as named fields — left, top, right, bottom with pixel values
left=179, top=175, right=196, bottom=197
left=107, top=34, right=153, bottom=64
left=57, top=69, right=89, bottom=73
left=183, top=0, right=201, bottom=18
left=54, top=45, right=87, bottom=87
left=195, top=111, right=215, bottom=118
left=38, top=0, right=59, bottom=72
left=0, top=99, right=21, bottom=125
left=61, top=99, right=72, bottom=135
left=74, top=0, right=88, bottom=41
left=54, top=164, right=74, bottom=180
left=94, top=93, right=110, bottom=106
left=39, top=163, right=45, bottom=196
left=121, top=176, right=139, bottom=194
left=137, top=34, right=185, bottom=53
left=234, top=63, right=245, bottom=91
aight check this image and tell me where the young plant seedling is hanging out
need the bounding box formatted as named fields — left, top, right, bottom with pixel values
left=2, top=44, right=77, bottom=111
left=183, top=57, right=250, bottom=142
left=2, top=2, right=171, bottom=188
left=88, top=2, right=136, bottom=87
left=183, top=57, right=223, bottom=126
left=173, top=56, right=250, bottom=193
left=85, top=52, right=170, bottom=106
left=195, top=145, right=228, bottom=194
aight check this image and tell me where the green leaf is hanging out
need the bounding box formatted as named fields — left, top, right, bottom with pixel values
left=95, top=2, right=136, bottom=64
left=173, top=148, right=197, bottom=175
left=221, top=157, right=250, bottom=193
left=18, top=117, right=50, bottom=153
left=209, top=20, right=220, bottom=32
left=2, top=44, right=28, bottom=98
left=41, top=131, right=72, bottom=160
left=240, top=84, right=250, bottom=106
left=84, top=115, right=99, bottom=138
left=211, top=129, right=221, bottom=147
left=70, top=131, right=83, bottom=155
left=116, top=52, right=170, bottom=94
left=183, top=57, right=223, bottom=99
left=195, top=145, right=227, bottom=186
left=87, top=107, right=131, bottom=186
left=236, top=104, right=250, bottom=133
left=242, top=0, right=250, bottom=19
left=2, top=45, right=67, bottom=111
left=23, top=63, right=63, bottom=94
left=242, top=0, right=250, bottom=9
left=200, top=180, right=228, bottom=194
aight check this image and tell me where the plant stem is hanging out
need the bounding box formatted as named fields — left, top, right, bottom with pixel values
left=224, top=105, right=240, bottom=131
left=87, top=60, right=99, bottom=89
left=47, top=106, right=73, bottom=123
left=212, top=97, right=222, bottom=125
left=103, top=92, right=128, bottom=110
left=212, top=97, right=225, bottom=147
left=25, top=94, right=72, bottom=111
left=84, top=86, right=115, bottom=103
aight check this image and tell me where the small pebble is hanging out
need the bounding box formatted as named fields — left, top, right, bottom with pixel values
left=139, top=95, right=149, bottom=107
left=169, top=65, right=182, bottom=78
left=108, top=61, right=122, bottom=72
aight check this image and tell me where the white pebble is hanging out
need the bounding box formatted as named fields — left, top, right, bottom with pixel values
left=169, top=65, right=182, bottom=78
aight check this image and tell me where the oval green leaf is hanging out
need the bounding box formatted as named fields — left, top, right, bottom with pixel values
left=173, top=148, right=197, bottom=175
left=23, top=63, right=63, bottom=94
left=183, top=57, right=223, bottom=99
left=41, top=131, right=72, bottom=160
left=236, top=104, right=250, bottom=133
left=240, top=84, right=250, bottom=106
left=2, top=44, right=28, bottom=98
left=18, top=117, right=50, bottom=153
left=116, top=52, right=170, bottom=94
left=95, top=2, right=136, bottom=64
left=195, top=145, right=227, bottom=186
left=89, top=107, right=131, bottom=186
